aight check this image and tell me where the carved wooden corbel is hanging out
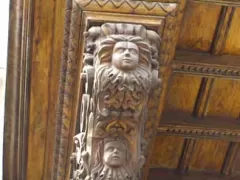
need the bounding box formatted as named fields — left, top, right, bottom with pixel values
left=52, top=0, right=182, bottom=179
left=71, top=23, right=162, bottom=180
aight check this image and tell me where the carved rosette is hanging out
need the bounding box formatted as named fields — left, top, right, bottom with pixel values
left=71, top=23, right=161, bottom=180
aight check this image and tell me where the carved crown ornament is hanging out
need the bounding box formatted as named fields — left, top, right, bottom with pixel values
left=70, top=23, right=162, bottom=180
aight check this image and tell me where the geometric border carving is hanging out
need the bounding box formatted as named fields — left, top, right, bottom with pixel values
left=158, top=125, right=240, bottom=141
left=172, top=62, right=240, bottom=79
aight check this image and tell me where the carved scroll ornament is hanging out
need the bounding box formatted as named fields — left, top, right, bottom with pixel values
left=71, top=23, right=161, bottom=180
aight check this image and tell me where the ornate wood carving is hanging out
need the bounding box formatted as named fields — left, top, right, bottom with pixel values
left=52, top=0, right=182, bottom=179
left=71, top=23, right=162, bottom=180
left=3, top=0, right=33, bottom=179
left=172, top=62, right=240, bottom=78
left=158, top=126, right=240, bottom=141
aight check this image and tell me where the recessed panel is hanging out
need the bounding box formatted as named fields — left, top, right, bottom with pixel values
left=189, top=139, right=229, bottom=172
left=150, top=136, right=184, bottom=168
left=177, top=2, right=221, bottom=52
left=163, top=73, right=202, bottom=114
left=207, top=78, right=240, bottom=118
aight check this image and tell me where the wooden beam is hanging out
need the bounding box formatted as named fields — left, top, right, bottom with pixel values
left=173, top=50, right=240, bottom=79
left=192, top=78, right=215, bottom=118
left=193, top=0, right=240, bottom=6
left=149, top=168, right=240, bottom=179
left=178, top=139, right=197, bottom=173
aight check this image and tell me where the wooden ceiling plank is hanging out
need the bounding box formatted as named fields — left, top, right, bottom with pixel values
left=211, top=7, right=236, bottom=55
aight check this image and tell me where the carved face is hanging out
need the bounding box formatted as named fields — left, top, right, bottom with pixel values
left=103, top=140, right=126, bottom=167
left=111, top=41, right=139, bottom=71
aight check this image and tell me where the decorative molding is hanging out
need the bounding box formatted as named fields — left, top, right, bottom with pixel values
left=172, top=62, right=240, bottom=79
left=53, top=0, right=83, bottom=180
left=158, top=126, right=240, bottom=141
left=3, top=0, right=33, bottom=179
left=76, top=0, right=179, bottom=16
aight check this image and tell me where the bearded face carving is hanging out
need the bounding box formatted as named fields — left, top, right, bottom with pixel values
left=94, top=35, right=153, bottom=119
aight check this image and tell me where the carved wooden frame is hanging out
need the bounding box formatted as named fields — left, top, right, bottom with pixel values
left=52, top=0, right=182, bottom=179
left=3, top=0, right=33, bottom=180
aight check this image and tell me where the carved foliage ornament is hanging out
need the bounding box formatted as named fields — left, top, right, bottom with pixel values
left=71, top=23, right=161, bottom=180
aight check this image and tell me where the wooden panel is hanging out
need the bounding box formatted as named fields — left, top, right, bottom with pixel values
left=150, top=136, right=184, bottom=168
left=177, top=1, right=221, bottom=51
left=43, top=0, right=65, bottom=179
left=222, top=8, right=240, bottom=55
left=207, top=79, right=240, bottom=118
left=163, top=74, right=202, bottom=113
left=27, top=1, right=56, bottom=179
left=189, top=139, right=229, bottom=172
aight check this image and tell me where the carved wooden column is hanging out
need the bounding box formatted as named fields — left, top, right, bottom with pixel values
left=71, top=23, right=161, bottom=180
left=52, top=0, right=182, bottom=179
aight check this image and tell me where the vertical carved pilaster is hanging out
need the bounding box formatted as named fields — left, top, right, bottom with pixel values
left=71, top=23, right=162, bottom=180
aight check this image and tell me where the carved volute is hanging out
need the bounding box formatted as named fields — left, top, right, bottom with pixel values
left=71, top=23, right=161, bottom=180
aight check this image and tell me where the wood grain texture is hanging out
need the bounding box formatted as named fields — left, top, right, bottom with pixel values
left=206, top=78, right=240, bottom=118
left=189, top=139, right=229, bottom=172
left=177, top=1, right=221, bottom=52
left=27, top=0, right=56, bottom=179
left=3, top=0, right=33, bottom=179
left=162, top=74, right=202, bottom=114
left=222, top=8, right=240, bottom=55
left=43, top=0, right=66, bottom=179
left=150, top=136, right=185, bottom=169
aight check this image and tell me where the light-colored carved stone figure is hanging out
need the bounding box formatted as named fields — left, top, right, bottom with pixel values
left=71, top=23, right=161, bottom=180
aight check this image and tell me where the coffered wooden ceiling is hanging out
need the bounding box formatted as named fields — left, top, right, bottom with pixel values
left=3, top=0, right=240, bottom=180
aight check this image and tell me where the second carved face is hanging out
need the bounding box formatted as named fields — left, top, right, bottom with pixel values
left=111, top=41, right=139, bottom=71
left=103, top=140, right=127, bottom=167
